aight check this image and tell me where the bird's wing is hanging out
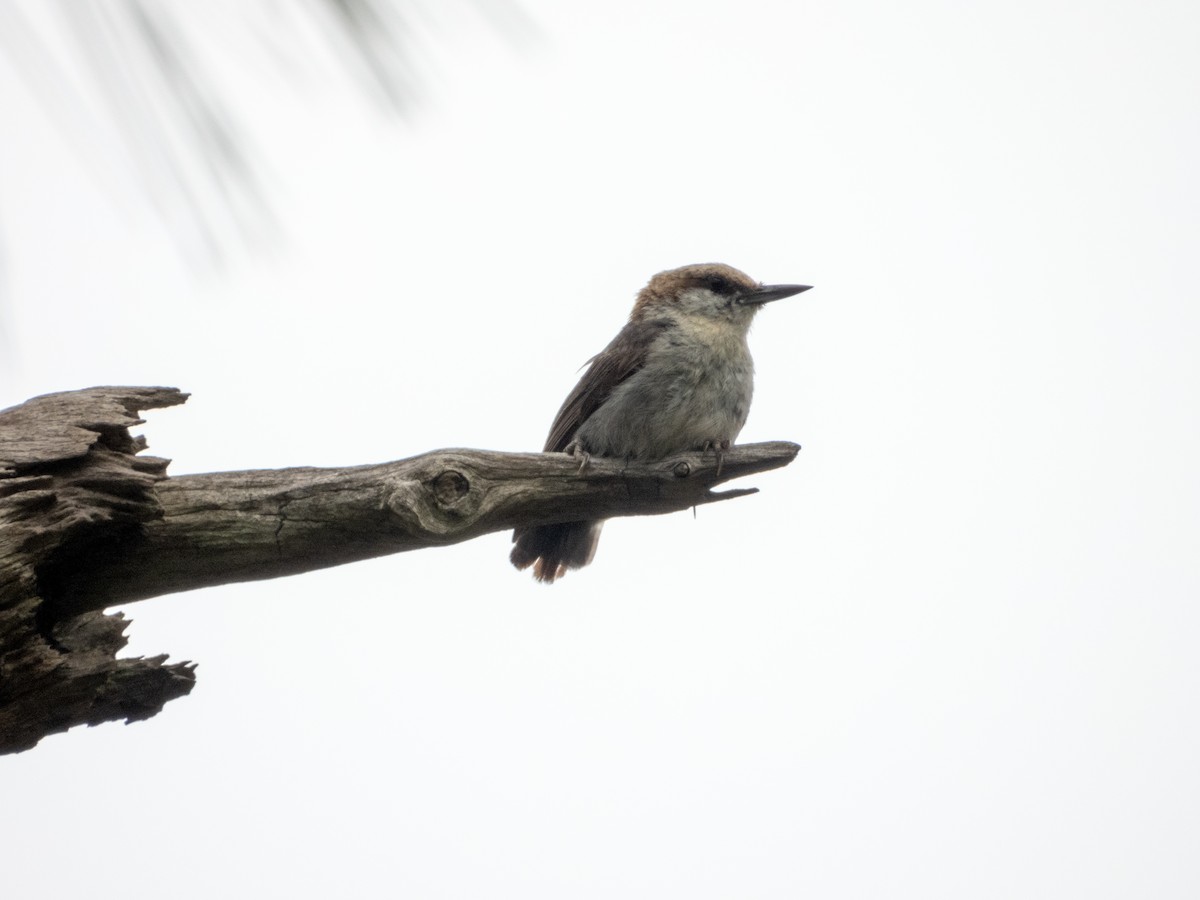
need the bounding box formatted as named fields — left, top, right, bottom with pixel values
left=543, top=318, right=671, bottom=452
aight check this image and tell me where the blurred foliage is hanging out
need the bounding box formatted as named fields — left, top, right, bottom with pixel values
left=0, top=0, right=527, bottom=265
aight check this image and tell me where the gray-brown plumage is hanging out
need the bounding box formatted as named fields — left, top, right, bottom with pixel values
left=511, top=263, right=811, bottom=582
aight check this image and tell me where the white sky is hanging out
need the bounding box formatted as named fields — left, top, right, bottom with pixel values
left=3, top=0, right=1200, bottom=896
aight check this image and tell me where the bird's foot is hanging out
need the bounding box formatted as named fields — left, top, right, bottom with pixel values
left=702, top=439, right=731, bottom=477
left=565, top=441, right=592, bottom=473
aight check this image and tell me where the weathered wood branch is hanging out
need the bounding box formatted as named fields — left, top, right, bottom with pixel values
left=1, top=386, right=799, bottom=754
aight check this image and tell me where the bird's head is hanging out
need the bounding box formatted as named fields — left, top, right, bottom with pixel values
left=630, top=263, right=811, bottom=328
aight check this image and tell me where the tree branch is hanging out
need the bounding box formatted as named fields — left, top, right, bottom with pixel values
left=1, top=386, right=799, bottom=753
left=50, top=441, right=798, bottom=615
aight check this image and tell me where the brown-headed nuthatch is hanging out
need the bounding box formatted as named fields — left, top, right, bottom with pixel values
left=511, top=263, right=811, bottom=583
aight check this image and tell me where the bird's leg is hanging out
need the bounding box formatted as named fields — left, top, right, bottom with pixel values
left=564, top=440, right=592, bottom=473
left=702, top=439, right=731, bottom=477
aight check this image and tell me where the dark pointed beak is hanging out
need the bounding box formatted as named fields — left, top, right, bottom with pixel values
left=740, top=283, right=813, bottom=306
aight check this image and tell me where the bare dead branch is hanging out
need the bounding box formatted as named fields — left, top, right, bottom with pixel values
left=0, top=386, right=799, bottom=753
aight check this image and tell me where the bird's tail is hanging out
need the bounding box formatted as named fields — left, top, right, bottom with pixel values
left=510, top=520, right=604, bottom=584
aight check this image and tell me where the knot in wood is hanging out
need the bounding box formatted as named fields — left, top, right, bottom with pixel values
left=672, top=461, right=691, bottom=478
left=432, top=470, right=470, bottom=507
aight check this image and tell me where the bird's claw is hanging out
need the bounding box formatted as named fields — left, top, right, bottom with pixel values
left=565, top=441, right=592, bottom=473
left=702, top=440, right=731, bottom=477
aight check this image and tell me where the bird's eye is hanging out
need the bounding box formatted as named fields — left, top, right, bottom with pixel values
left=706, top=276, right=729, bottom=294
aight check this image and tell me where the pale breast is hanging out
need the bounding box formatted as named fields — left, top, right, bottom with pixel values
left=574, top=320, right=755, bottom=459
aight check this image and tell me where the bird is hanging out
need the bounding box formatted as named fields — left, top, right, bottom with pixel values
left=510, top=262, right=812, bottom=583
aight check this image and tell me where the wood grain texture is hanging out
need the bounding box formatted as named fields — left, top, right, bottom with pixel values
left=1, top=386, right=799, bottom=753
left=1, top=387, right=195, bottom=755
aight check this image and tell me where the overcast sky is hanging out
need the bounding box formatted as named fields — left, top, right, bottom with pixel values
left=3, top=1, right=1199, bottom=897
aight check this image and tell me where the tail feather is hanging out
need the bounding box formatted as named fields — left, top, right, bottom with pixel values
left=510, top=520, right=604, bottom=583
